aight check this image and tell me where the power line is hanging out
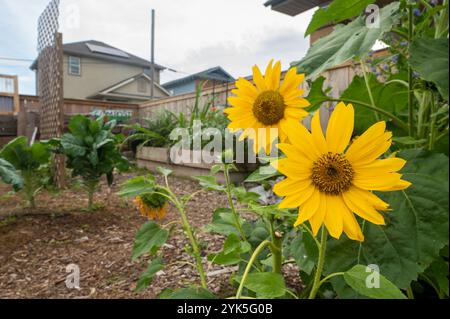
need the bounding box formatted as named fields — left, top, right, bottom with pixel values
left=0, top=56, right=191, bottom=75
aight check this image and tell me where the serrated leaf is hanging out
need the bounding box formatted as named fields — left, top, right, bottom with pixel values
left=306, top=0, right=375, bottom=36
left=344, top=265, right=407, bottom=299
left=290, top=231, right=318, bottom=275
left=132, top=221, right=169, bottom=261
left=192, top=175, right=225, bottom=191
left=292, top=2, right=401, bottom=78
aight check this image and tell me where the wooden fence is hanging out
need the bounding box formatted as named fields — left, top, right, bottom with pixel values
left=139, top=61, right=362, bottom=120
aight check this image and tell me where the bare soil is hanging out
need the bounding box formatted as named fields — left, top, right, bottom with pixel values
left=0, top=171, right=300, bottom=299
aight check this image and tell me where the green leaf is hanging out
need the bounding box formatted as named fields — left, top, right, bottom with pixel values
left=208, top=233, right=251, bottom=265
left=135, top=257, right=164, bottom=293
left=68, top=115, right=90, bottom=137
left=159, top=287, right=216, bottom=299
left=290, top=231, right=318, bottom=275
left=292, top=2, right=401, bottom=78
left=344, top=265, right=407, bottom=299
left=157, top=166, right=173, bottom=177
left=0, top=158, right=22, bottom=191
left=245, top=165, right=280, bottom=183
left=204, top=208, right=242, bottom=235
left=232, top=186, right=260, bottom=203
left=132, top=221, right=169, bottom=261
left=423, top=257, right=449, bottom=298
left=192, top=175, right=225, bottom=191
left=409, top=38, right=449, bottom=101
left=235, top=272, right=286, bottom=298
left=60, top=134, right=86, bottom=157
left=324, top=149, right=449, bottom=296
left=392, top=136, right=427, bottom=146
left=118, top=175, right=156, bottom=197
left=340, top=73, right=408, bottom=134
left=306, top=0, right=375, bottom=36
left=304, top=76, right=331, bottom=112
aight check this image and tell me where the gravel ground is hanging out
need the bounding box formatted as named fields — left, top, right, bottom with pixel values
left=0, top=171, right=301, bottom=299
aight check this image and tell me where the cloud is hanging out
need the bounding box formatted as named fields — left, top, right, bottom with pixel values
left=0, top=0, right=317, bottom=95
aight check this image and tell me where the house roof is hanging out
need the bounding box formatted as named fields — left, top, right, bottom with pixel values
left=162, top=66, right=234, bottom=89
left=264, top=0, right=330, bottom=16
left=88, top=72, right=171, bottom=101
left=30, top=40, right=165, bottom=70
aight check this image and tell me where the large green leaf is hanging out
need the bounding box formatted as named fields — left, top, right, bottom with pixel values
left=204, top=208, right=241, bottom=235
left=340, top=73, right=408, bottom=134
left=409, top=38, right=449, bottom=101
left=234, top=272, right=286, bottom=299
left=292, top=2, right=401, bottom=78
left=325, top=149, right=449, bottom=296
left=344, top=265, right=407, bottom=299
left=304, top=76, right=332, bottom=112
left=135, top=257, right=164, bottom=293
left=132, top=221, right=169, bottom=261
left=0, top=136, right=50, bottom=171
left=0, top=158, right=22, bottom=190
left=60, top=134, right=86, bottom=157
left=306, top=0, right=375, bottom=36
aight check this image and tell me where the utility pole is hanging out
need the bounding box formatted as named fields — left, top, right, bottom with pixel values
left=150, top=9, right=155, bottom=100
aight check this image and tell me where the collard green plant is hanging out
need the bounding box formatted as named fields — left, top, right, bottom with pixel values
left=54, top=115, right=129, bottom=210
left=0, top=136, right=50, bottom=208
left=0, top=158, right=22, bottom=191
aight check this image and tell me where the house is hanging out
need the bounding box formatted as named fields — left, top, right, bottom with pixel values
left=162, top=66, right=234, bottom=96
left=31, top=40, right=170, bottom=103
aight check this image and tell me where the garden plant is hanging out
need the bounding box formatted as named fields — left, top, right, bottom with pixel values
left=50, top=115, right=129, bottom=210
left=119, top=0, right=449, bottom=299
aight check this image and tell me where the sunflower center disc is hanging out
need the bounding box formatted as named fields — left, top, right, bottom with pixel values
left=252, top=90, right=286, bottom=125
left=312, top=152, right=354, bottom=195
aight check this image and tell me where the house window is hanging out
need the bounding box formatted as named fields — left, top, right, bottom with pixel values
left=137, top=77, right=147, bottom=93
left=68, top=56, right=81, bottom=75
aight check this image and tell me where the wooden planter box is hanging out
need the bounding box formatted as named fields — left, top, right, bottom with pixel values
left=136, top=146, right=255, bottom=183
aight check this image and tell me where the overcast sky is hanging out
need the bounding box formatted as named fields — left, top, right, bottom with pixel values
left=0, top=0, right=316, bottom=95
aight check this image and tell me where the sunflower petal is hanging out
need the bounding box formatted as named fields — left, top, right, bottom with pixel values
left=326, top=102, right=354, bottom=153
left=308, top=192, right=327, bottom=235
left=324, top=195, right=344, bottom=239
left=279, top=184, right=315, bottom=209
left=311, top=109, right=328, bottom=154
left=252, top=64, right=267, bottom=92
left=294, top=188, right=320, bottom=227
left=342, top=187, right=385, bottom=225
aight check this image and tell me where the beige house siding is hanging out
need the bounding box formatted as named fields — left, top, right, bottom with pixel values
left=114, top=79, right=166, bottom=97
left=62, top=55, right=163, bottom=100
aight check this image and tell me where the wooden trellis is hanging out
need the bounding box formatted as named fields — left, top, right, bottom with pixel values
left=37, top=0, right=65, bottom=188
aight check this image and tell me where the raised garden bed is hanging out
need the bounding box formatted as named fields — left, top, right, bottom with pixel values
left=136, top=146, right=257, bottom=183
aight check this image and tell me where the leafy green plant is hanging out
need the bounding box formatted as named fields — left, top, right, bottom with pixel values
left=0, top=158, right=22, bottom=191
left=51, top=115, right=129, bottom=210
left=0, top=136, right=50, bottom=208
left=124, top=110, right=178, bottom=150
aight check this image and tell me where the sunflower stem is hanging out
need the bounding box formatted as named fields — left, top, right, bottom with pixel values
left=236, top=240, right=277, bottom=299
left=309, top=227, right=328, bottom=299
left=223, top=163, right=248, bottom=242
left=164, top=184, right=208, bottom=289
left=407, top=3, right=415, bottom=137
left=269, top=219, right=283, bottom=274
left=360, top=59, right=381, bottom=122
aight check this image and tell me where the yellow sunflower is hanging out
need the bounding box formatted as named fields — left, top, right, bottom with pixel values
left=272, top=102, right=411, bottom=241
left=134, top=193, right=168, bottom=221
left=224, top=60, right=310, bottom=154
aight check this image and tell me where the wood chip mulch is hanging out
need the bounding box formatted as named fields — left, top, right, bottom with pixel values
left=0, top=172, right=301, bottom=299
